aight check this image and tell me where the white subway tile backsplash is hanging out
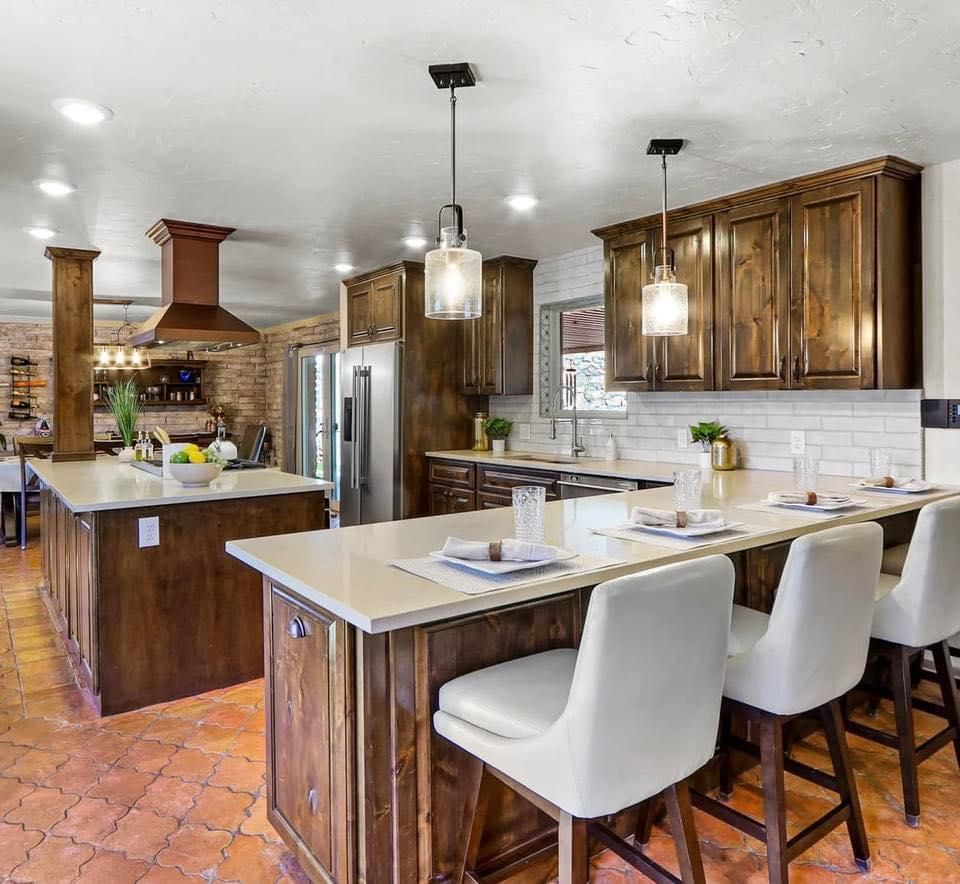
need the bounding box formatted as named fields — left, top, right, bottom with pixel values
left=489, top=247, right=924, bottom=479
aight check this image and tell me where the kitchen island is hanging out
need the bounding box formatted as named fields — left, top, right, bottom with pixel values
left=33, top=457, right=331, bottom=714
left=226, top=469, right=958, bottom=884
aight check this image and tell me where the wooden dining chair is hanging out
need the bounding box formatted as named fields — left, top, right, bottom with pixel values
left=14, top=437, right=51, bottom=549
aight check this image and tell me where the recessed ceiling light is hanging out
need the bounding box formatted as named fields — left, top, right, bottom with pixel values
left=52, top=98, right=114, bottom=125
left=403, top=235, right=428, bottom=249
left=333, top=263, right=355, bottom=274
left=34, top=179, right=76, bottom=197
left=23, top=226, right=59, bottom=240
left=506, top=194, right=538, bottom=211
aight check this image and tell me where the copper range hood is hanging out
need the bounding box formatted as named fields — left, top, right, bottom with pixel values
left=128, top=219, right=261, bottom=351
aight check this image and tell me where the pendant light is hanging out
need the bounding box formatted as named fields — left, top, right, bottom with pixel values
left=642, top=139, right=688, bottom=336
left=424, top=63, right=482, bottom=320
left=94, top=301, right=151, bottom=370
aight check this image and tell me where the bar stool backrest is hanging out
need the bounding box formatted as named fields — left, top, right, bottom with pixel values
left=559, top=555, right=735, bottom=818
left=892, top=497, right=960, bottom=648
left=738, top=522, right=883, bottom=715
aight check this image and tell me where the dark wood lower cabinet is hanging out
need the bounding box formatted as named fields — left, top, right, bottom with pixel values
left=429, top=484, right=476, bottom=515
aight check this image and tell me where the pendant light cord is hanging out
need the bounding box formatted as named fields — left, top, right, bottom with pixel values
left=661, top=154, right=668, bottom=257
left=450, top=84, right=457, bottom=208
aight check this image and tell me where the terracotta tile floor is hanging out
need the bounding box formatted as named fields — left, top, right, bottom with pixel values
left=3, top=525, right=960, bottom=882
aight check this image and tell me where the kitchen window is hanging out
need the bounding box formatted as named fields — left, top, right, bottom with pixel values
left=539, top=297, right=627, bottom=418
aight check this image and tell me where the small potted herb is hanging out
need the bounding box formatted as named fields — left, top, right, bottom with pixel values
left=689, top=420, right=727, bottom=470
left=105, top=378, right=142, bottom=462
left=483, top=417, right=513, bottom=454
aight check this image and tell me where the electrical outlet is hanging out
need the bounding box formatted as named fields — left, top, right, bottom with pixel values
left=790, top=431, right=806, bottom=456
left=138, top=516, right=159, bottom=548
left=676, top=429, right=689, bottom=450
left=518, top=423, right=531, bottom=441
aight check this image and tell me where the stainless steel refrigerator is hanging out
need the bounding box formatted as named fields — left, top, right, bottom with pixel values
left=339, top=342, right=403, bottom=526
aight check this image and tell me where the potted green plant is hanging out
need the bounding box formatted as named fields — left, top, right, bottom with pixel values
left=689, top=420, right=727, bottom=469
left=105, top=378, right=142, bottom=462
left=483, top=417, right=513, bottom=455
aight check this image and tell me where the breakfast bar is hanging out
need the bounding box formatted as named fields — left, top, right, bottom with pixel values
left=32, top=457, right=332, bottom=715
left=226, top=469, right=958, bottom=884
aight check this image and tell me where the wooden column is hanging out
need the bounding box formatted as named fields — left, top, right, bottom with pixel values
left=45, top=246, right=100, bottom=462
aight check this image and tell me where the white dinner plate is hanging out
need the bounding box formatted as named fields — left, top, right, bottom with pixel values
left=627, top=520, right=744, bottom=539
left=849, top=481, right=935, bottom=495
left=774, top=496, right=866, bottom=512
left=428, top=548, right=579, bottom=575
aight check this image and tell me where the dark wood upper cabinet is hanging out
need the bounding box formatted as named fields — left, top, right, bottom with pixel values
left=790, top=179, right=875, bottom=389
left=717, top=198, right=791, bottom=390
left=594, top=156, right=921, bottom=391
left=603, top=228, right=657, bottom=391
left=655, top=213, right=714, bottom=391
left=343, top=265, right=405, bottom=347
left=460, top=256, right=537, bottom=395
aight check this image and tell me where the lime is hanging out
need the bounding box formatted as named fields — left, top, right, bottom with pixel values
left=169, top=450, right=190, bottom=464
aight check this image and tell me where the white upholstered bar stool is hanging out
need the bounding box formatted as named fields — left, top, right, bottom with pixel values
left=693, top=523, right=883, bottom=884
left=433, top=556, right=736, bottom=884
left=843, top=497, right=960, bottom=826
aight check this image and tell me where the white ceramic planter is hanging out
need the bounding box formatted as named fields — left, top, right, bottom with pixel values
left=117, top=446, right=135, bottom=463
left=492, top=439, right=507, bottom=454
left=698, top=450, right=713, bottom=470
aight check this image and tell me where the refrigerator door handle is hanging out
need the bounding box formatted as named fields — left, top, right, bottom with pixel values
left=350, top=366, right=360, bottom=489
left=357, top=366, right=371, bottom=486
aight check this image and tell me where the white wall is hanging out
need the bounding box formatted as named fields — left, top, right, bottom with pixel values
left=489, top=247, right=923, bottom=478
left=922, top=161, right=960, bottom=483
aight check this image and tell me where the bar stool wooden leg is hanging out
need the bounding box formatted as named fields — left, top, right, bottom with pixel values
left=460, top=762, right=494, bottom=881
left=557, top=812, right=588, bottom=884
left=759, top=716, right=789, bottom=884
left=664, top=782, right=706, bottom=884
left=821, top=700, right=871, bottom=869
left=634, top=796, right=659, bottom=848
left=931, top=641, right=960, bottom=770
left=718, top=707, right=734, bottom=800
left=890, top=648, right=921, bottom=826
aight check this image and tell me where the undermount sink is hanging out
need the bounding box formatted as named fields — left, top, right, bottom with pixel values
left=502, top=453, right=598, bottom=465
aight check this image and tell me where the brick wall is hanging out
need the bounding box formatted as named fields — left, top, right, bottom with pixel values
left=489, top=246, right=925, bottom=478
left=0, top=314, right=338, bottom=456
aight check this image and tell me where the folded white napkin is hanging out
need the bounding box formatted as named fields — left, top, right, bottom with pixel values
left=856, top=477, right=930, bottom=491
left=768, top=491, right=850, bottom=505
left=629, top=507, right=724, bottom=529
left=441, top=537, right=559, bottom=563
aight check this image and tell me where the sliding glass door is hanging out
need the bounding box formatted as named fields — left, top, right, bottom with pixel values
left=295, top=345, right=340, bottom=500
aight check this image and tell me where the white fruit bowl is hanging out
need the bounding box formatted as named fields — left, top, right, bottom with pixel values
left=167, top=462, right=223, bottom=487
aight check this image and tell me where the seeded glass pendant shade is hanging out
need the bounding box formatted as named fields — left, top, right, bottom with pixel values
left=642, top=141, right=688, bottom=336
left=424, top=63, right=482, bottom=320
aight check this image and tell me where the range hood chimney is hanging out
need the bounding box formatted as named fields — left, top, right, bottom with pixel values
left=128, top=219, right=261, bottom=351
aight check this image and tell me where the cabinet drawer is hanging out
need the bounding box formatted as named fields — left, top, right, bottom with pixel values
left=430, top=484, right=476, bottom=514
left=428, top=459, right=476, bottom=489
left=477, top=465, right=559, bottom=498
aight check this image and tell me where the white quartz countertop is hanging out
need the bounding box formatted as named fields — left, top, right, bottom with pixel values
left=32, top=457, right=332, bottom=513
left=226, top=469, right=959, bottom=635
left=425, top=449, right=690, bottom=481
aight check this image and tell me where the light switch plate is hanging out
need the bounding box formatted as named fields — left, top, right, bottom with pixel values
left=790, top=430, right=806, bottom=456
left=138, top=516, right=159, bottom=548
left=676, top=429, right=689, bottom=450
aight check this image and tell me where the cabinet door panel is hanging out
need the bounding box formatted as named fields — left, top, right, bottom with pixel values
left=478, top=264, right=502, bottom=393
left=791, top=180, right=875, bottom=388
left=346, top=282, right=372, bottom=346
left=656, top=214, right=714, bottom=390
left=604, top=231, right=656, bottom=389
left=371, top=273, right=402, bottom=340
left=267, top=587, right=353, bottom=882
left=717, top=199, right=791, bottom=390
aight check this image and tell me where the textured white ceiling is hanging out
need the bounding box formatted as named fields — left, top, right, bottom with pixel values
left=2, top=0, right=959, bottom=326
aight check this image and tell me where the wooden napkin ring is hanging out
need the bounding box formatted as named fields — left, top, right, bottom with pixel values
left=879, top=476, right=895, bottom=488
left=675, top=511, right=688, bottom=529
left=488, top=541, right=503, bottom=561
left=806, top=492, right=818, bottom=505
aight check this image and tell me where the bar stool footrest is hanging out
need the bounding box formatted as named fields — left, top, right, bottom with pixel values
left=589, top=821, right=682, bottom=884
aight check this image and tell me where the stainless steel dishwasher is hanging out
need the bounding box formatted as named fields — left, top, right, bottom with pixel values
left=557, top=473, right=640, bottom=499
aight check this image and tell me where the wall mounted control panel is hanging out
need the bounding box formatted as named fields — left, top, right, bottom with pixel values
left=921, top=399, right=960, bottom=429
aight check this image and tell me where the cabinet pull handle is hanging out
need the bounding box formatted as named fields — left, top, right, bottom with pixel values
left=287, top=616, right=307, bottom=639
left=655, top=364, right=662, bottom=384
left=793, top=355, right=802, bottom=383
left=307, top=788, right=319, bottom=815
left=647, top=362, right=655, bottom=387
left=778, top=355, right=787, bottom=381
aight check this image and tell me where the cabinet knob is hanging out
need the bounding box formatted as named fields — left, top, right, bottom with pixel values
left=778, top=355, right=787, bottom=381
left=655, top=364, right=662, bottom=384
left=287, top=616, right=307, bottom=639
left=307, top=787, right=319, bottom=815
left=793, top=355, right=802, bottom=383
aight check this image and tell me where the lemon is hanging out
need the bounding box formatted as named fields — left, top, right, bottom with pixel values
left=183, top=443, right=201, bottom=452
left=188, top=450, right=207, bottom=465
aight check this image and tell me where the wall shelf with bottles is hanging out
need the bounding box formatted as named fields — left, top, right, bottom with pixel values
left=93, top=359, right=208, bottom=409
left=8, top=356, right=40, bottom=422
